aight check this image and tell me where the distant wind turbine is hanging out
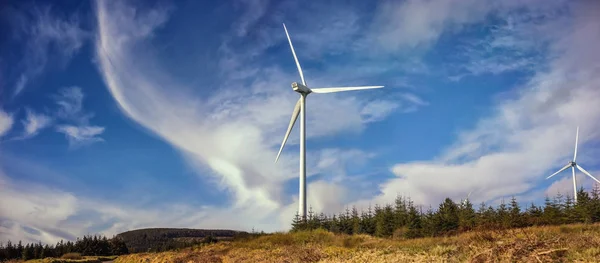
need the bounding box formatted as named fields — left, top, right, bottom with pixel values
left=275, top=23, right=384, bottom=220
left=546, top=126, right=600, bottom=202
left=461, top=191, right=473, bottom=207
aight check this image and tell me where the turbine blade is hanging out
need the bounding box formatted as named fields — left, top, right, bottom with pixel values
left=310, top=86, right=384, bottom=94
left=574, top=126, right=579, bottom=161
left=546, top=163, right=571, bottom=179
left=283, top=23, right=306, bottom=86
left=275, top=97, right=302, bottom=163
left=576, top=164, right=600, bottom=184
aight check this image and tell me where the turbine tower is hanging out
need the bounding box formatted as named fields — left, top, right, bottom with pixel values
left=547, top=126, right=600, bottom=202
left=275, top=23, right=384, bottom=220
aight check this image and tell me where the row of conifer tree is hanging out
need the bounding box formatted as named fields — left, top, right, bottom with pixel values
left=0, top=235, right=128, bottom=261
left=291, top=186, right=600, bottom=238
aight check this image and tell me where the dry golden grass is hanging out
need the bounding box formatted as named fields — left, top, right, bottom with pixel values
left=113, top=223, right=600, bottom=263
left=22, top=255, right=117, bottom=263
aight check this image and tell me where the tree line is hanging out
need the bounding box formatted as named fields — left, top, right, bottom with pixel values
left=115, top=228, right=239, bottom=253
left=291, top=186, right=600, bottom=239
left=0, top=235, right=128, bottom=261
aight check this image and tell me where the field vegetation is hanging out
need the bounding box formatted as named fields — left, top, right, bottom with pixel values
left=113, top=223, right=600, bottom=262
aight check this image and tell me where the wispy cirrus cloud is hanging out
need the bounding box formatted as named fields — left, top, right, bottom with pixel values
left=52, top=86, right=104, bottom=147
left=54, top=86, right=93, bottom=124
left=20, top=109, right=52, bottom=139
left=446, top=4, right=568, bottom=81
left=370, top=0, right=492, bottom=51
left=56, top=125, right=104, bottom=147
left=0, top=109, right=14, bottom=138
left=1, top=87, right=102, bottom=144
left=5, top=4, right=87, bottom=98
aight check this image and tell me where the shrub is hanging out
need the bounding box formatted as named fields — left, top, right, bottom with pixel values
left=61, top=252, right=83, bottom=260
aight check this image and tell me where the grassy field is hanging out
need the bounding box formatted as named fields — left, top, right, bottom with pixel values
left=14, top=255, right=118, bottom=263
left=110, top=223, right=600, bottom=262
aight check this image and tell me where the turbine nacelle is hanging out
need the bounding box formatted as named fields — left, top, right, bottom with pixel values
left=292, top=82, right=311, bottom=94
left=569, top=161, right=576, bottom=167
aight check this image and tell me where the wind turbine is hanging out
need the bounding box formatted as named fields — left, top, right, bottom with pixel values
left=546, top=126, right=600, bottom=202
left=275, top=23, right=384, bottom=220
left=461, top=191, right=473, bottom=207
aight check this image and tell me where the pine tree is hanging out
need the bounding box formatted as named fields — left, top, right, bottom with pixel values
left=55, top=240, right=64, bottom=257
left=421, top=206, right=436, bottom=237
left=318, top=212, right=329, bottom=230
left=553, top=192, right=566, bottom=224
left=394, top=195, right=408, bottom=229
left=41, top=244, right=53, bottom=258
left=435, top=198, right=459, bottom=235
left=329, top=214, right=340, bottom=233
left=543, top=196, right=561, bottom=225
left=405, top=201, right=423, bottom=238
left=374, top=204, right=395, bottom=237
left=22, top=244, right=34, bottom=260
left=5, top=241, right=16, bottom=260
left=16, top=241, right=24, bottom=259
left=575, top=188, right=593, bottom=223
left=291, top=211, right=305, bottom=232
left=307, top=206, right=318, bottom=230
left=33, top=242, right=42, bottom=259
left=109, top=237, right=128, bottom=255
left=497, top=199, right=509, bottom=229
left=360, top=207, right=375, bottom=235
left=342, top=207, right=353, bottom=234
left=526, top=203, right=543, bottom=226
left=564, top=194, right=578, bottom=224
left=351, top=206, right=361, bottom=234
left=590, top=184, right=600, bottom=222
left=509, top=196, right=523, bottom=228
left=366, top=205, right=376, bottom=235
left=458, top=199, right=476, bottom=231
left=476, top=202, right=487, bottom=229
left=338, top=209, right=350, bottom=235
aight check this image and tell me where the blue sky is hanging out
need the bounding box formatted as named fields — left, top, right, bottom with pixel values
left=1, top=0, right=600, bottom=244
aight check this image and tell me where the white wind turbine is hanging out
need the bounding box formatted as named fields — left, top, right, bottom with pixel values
left=275, top=23, right=384, bottom=220
left=461, top=191, right=473, bottom=207
left=546, top=126, right=600, bottom=202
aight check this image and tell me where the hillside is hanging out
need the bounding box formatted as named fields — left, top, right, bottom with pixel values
left=116, top=228, right=247, bottom=253
left=114, top=223, right=600, bottom=263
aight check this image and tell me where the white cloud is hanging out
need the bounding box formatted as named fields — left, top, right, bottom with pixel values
left=371, top=0, right=492, bottom=50
left=13, top=74, right=28, bottom=97
left=10, top=5, right=87, bottom=97
left=0, top=162, right=292, bottom=244
left=51, top=86, right=105, bottom=147
left=316, top=148, right=375, bottom=183
left=447, top=5, right=568, bottom=79
left=369, top=0, right=568, bottom=53
left=364, top=0, right=600, bottom=208
left=21, top=109, right=52, bottom=138
left=233, top=0, right=268, bottom=37
left=56, top=125, right=104, bottom=147
left=54, top=86, right=93, bottom=124
left=0, top=109, right=14, bottom=138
